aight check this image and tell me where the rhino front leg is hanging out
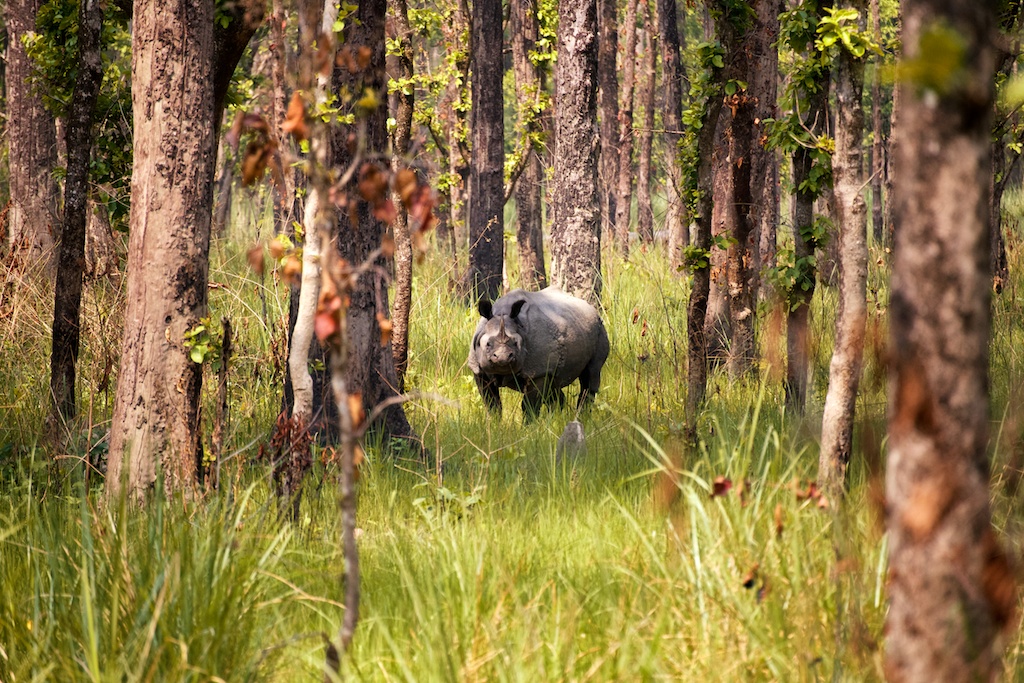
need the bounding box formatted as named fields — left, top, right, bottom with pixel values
left=475, top=374, right=503, bottom=413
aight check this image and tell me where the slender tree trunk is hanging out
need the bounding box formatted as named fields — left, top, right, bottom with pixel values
left=885, top=1, right=1015, bottom=679
left=437, top=0, right=470, bottom=265
left=597, top=0, right=619, bottom=247
left=49, top=0, right=103, bottom=432
left=389, top=0, right=415, bottom=388
left=6, top=0, right=59, bottom=269
left=657, top=0, right=688, bottom=273
left=869, top=0, right=884, bottom=245
left=818, top=0, right=868, bottom=498
left=550, top=0, right=601, bottom=305
left=882, top=8, right=900, bottom=249
left=329, top=0, right=418, bottom=447
left=750, top=0, right=781, bottom=300
left=613, top=0, right=640, bottom=253
left=510, top=0, right=547, bottom=290
left=785, top=9, right=829, bottom=414
left=463, top=0, right=504, bottom=300
left=685, top=84, right=725, bottom=424
left=635, top=17, right=657, bottom=244
left=106, top=0, right=218, bottom=499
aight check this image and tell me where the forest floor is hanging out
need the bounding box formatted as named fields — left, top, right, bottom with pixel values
left=2, top=193, right=1024, bottom=680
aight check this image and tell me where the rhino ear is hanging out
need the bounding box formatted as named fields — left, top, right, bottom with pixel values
left=478, top=299, right=493, bottom=319
left=509, top=299, right=526, bottom=320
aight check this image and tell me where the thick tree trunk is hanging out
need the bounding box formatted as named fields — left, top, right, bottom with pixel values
left=613, top=0, right=640, bottom=254
left=818, top=0, right=868, bottom=498
left=597, top=0, right=619, bottom=246
left=6, top=0, right=59, bottom=269
left=885, top=1, right=1014, bottom=679
left=550, top=0, right=601, bottom=306
left=329, top=0, right=418, bottom=447
left=463, top=0, right=504, bottom=300
left=49, top=0, right=103, bottom=430
left=510, top=0, right=547, bottom=290
left=389, top=0, right=415, bottom=389
left=657, top=0, right=688, bottom=273
left=635, top=18, right=657, bottom=244
left=106, top=0, right=218, bottom=499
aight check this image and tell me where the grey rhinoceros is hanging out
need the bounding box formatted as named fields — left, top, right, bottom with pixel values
left=468, top=287, right=610, bottom=417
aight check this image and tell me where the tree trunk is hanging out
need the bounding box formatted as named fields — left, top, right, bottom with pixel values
left=613, top=0, right=640, bottom=254
left=597, top=0, right=619, bottom=247
left=329, top=0, right=418, bottom=448
left=657, top=0, right=688, bottom=273
left=784, top=10, right=829, bottom=414
left=6, top=0, right=59, bottom=269
left=750, top=0, right=780, bottom=301
left=550, top=0, right=601, bottom=306
left=436, top=0, right=470, bottom=266
left=882, top=7, right=900, bottom=249
left=885, top=1, right=1014, bottom=679
left=869, top=0, right=884, bottom=245
left=635, top=17, right=657, bottom=244
left=49, top=0, right=103, bottom=431
left=389, top=0, right=415, bottom=389
left=685, top=64, right=725, bottom=424
left=463, top=0, right=504, bottom=300
left=510, top=0, right=547, bottom=290
left=818, top=0, right=868, bottom=498
left=106, top=0, right=218, bottom=499
left=719, top=11, right=758, bottom=377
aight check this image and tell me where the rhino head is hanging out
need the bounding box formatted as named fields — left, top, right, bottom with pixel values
left=473, top=297, right=527, bottom=375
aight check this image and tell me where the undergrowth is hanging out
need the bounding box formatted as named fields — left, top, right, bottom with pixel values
left=0, top=190, right=1022, bottom=680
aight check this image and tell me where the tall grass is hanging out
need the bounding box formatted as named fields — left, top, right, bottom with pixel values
left=1, top=191, right=1023, bottom=680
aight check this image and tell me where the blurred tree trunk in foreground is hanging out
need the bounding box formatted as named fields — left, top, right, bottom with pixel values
left=885, top=0, right=1016, bottom=678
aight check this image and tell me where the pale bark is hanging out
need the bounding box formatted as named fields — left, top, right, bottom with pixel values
left=885, top=1, right=1014, bottom=679
left=550, top=0, right=601, bottom=305
left=613, top=0, right=640, bottom=254
left=289, top=193, right=322, bottom=420
left=6, top=0, right=59, bottom=268
left=818, top=0, right=868, bottom=498
left=106, top=0, right=217, bottom=498
left=390, top=0, right=415, bottom=389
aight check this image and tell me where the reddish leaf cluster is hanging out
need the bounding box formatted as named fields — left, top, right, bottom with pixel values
left=792, top=479, right=830, bottom=510
left=227, top=111, right=286, bottom=192
left=314, top=259, right=353, bottom=343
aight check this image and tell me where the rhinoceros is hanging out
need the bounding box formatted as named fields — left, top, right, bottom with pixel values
left=468, top=287, right=610, bottom=417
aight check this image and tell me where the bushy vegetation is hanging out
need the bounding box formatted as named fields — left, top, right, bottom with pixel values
left=1, top=192, right=1023, bottom=680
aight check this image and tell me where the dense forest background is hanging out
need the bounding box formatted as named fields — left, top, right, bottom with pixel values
left=0, top=0, right=1023, bottom=678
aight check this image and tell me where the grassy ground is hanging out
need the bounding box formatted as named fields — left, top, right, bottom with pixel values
left=0, top=192, right=1022, bottom=681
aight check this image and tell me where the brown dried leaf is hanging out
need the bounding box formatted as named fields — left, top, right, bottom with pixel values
left=711, top=476, right=732, bottom=498
left=631, top=307, right=640, bottom=324
left=358, top=163, right=389, bottom=205
left=773, top=503, right=784, bottom=538
left=408, top=185, right=436, bottom=231
left=348, top=392, right=366, bottom=428
left=356, top=45, right=372, bottom=70
left=282, top=91, right=309, bottom=142
left=226, top=111, right=246, bottom=153
left=241, top=140, right=270, bottom=185
left=376, top=312, right=394, bottom=347
left=902, top=476, right=956, bottom=540
left=395, top=168, right=418, bottom=205
left=246, top=244, right=265, bottom=276
left=981, top=530, right=1018, bottom=632
left=282, top=254, right=302, bottom=285
left=373, top=198, right=397, bottom=225
left=741, top=563, right=759, bottom=589
left=380, top=235, right=395, bottom=259
left=315, top=32, right=335, bottom=76
left=268, top=237, right=287, bottom=260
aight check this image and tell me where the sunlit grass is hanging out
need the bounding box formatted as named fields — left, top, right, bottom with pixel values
left=0, top=190, right=1023, bottom=680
